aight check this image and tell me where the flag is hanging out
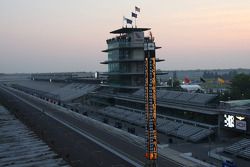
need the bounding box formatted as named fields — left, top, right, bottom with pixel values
left=132, top=12, right=137, bottom=18
left=123, top=17, right=132, bottom=24
left=126, top=18, right=132, bottom=24
left=217, top=77, right=225, bottom=84
left=184, top=77, right=191, bottom=84
left=200, top=77, right=206, bottom=83
left=135, top=6, right=140, bottom=12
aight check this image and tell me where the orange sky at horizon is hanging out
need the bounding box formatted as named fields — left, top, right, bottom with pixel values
left=0, top=0, right=250, bottom=73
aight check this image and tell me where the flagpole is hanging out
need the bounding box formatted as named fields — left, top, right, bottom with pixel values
left=134, top=6, right=140, bottom=27
left=135, top=17, right=137, bottom=28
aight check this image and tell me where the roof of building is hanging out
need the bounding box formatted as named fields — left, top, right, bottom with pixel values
left=223, top=99, right=250, bottom=108
left=100, top=58, right=165, bottom=64
left=221, top=107, right=250, bottom=116
left=110, top=27, right=150, bottom=34
left=100, top=84, right=140, bottom=89
left=92, top=87, right=219, bottom=115
left=133, top=89, right=218, bottom=106
left=10, top=80, right=99, bottom=102
left=0, top=106, right=69, bottom=167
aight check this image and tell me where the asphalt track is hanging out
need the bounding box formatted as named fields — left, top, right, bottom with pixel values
left=0, top=84, right=183, bottom=167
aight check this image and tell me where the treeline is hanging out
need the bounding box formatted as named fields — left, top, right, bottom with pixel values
left=220, top=73, right=250, bottom=100
left=230, top=74, right=250, bottom=99
left=203, top=70, right=238, bottom=80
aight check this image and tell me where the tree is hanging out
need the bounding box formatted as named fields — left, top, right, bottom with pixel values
left=173, top=80, right=180, bottom=88
left=230, top=73, right=250, bottom=99
left=167, top=78, right=173, bottom=87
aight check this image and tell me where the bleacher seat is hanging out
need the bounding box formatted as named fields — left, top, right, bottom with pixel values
left=225, top=138, right=250, bottom=155
left=240, top=146, right=250, bottom=159
left=96, top=106, right=213, bottom=142
left=175, top=124, right=202, bottom=139
left=189, top=129, right=213, bottom=142
left=132, top=89, right=217, bottom=106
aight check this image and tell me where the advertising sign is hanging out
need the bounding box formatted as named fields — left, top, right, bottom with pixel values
left=224, top=114, right=234, bottom=128
left=224, top=114, right=247, bottom=131
left=235, top=120, right=247, bottom=131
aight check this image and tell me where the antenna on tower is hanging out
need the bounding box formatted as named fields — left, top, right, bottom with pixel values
left=149, top=31, right=155, bottom=42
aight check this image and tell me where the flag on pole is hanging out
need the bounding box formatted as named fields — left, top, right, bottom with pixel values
left=217, top=77, right=225, bottom=84
left=135, top=6, right=140, bottom=12
left=132, top=12, right=137, bottom=18
left=200, top=77, right=206, bottom=83
left=184, top=77, right=191, bottom=84
left=124, top=17, right=132, bottom=24
left=126, top=18, right=132, bottom=24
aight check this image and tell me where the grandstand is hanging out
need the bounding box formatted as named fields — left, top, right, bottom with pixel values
left=51, top=83, right=98, bottom=101
left=12, top=80, right=66, bottom=92
left=31, top=73, right=75, bottom=81
left=7, top=76, right=250, bottom=156
left=224, top=138, right=250, bottom=160
left=189, top=129, right=214, bottom=142
left=96, top=88, right=220, bottom=127
left=10, top=79, right=219, bottom=141
left=133, top=89, right=217, bottom=106
left=97, top=105, right=214, bottom=142
left=10, top=81, right=98, bottom=102
left=31, top=72, right=105, bottom=84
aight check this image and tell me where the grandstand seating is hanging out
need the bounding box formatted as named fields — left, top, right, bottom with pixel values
left=97, top=106, right=213, bottom=142
left=175, top=124, right=202, bottom=139
left=164, top=91, right=182, bottom=100
left=240, top=147, right=250, bottom=159
left=12, top=81, right=98, bottom=102
left=157, top=118, right=167, bottom=127
left=132, top=89, right=217, bottom=106
left=189, top=129, right=213, bottom=142
left=175, top=93, right=196, bottom=102
left=157, top=91, right=167, bottom=98
left=14, top=80, right=65, bottom=92
left=133, top=89, right=144, bottom=96
left=52, top=83, right=97, bottom=101
left=159, top=121, right=182, bottom=134
left=224, top=138, right=250, bottom=159
left=189, top=94, right=216, bottom=104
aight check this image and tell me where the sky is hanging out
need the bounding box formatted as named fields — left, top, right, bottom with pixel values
left=0, top=0, right=250, bottom=73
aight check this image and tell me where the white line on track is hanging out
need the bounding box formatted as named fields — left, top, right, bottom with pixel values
left=0, top=86, right=143, bottom=167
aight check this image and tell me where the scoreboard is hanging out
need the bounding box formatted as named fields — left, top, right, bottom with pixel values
left=144, top=40, right=158, bottom=161
left=224, top=114, right=247, bottom=131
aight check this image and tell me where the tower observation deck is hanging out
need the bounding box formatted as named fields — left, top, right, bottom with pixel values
left=101, top=27, right=164, bottom=91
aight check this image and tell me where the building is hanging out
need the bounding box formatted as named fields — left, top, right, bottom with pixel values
left=101, top=27, right=164, bottom=91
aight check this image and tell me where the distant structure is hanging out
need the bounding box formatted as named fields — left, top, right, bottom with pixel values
left=31, top=72, right=104, bottom=84
left=101, top=27, right=164, bottom=91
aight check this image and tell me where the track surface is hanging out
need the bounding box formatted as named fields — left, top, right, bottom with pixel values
left=0, top=85, right=183, bottom=167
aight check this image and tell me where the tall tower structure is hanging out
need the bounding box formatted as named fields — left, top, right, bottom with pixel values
left=144, top=34, right=158, bottom=167
left=101, top=27, right=164, bottom=91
